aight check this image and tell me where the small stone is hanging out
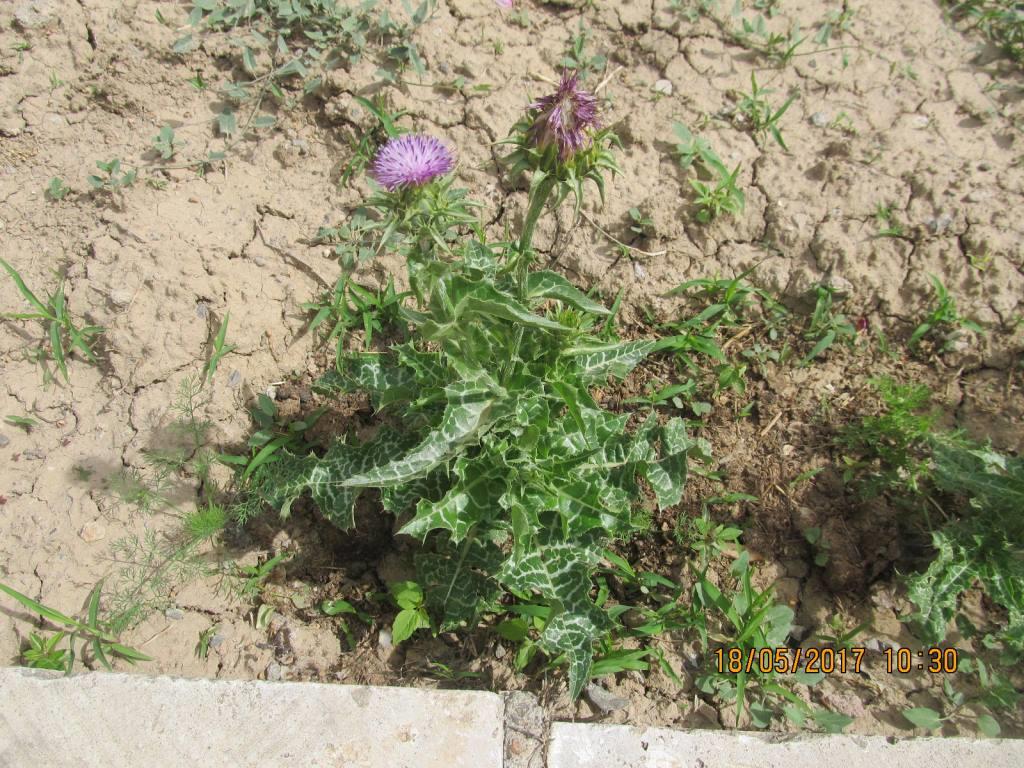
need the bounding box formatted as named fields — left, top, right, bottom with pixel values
left=825, top=274, right=854, bottom=298
left=195, top=301, right=210, bottom=319
left=14, top=0, right=58, bottom=29
left=110, top=289, right=133, bottom=308
left=978, top=161, right=992, bottom=171
left=21, top=449, right=44, bottom=461
left=653, top=79, right=673, bottom=96
left=0, top=434, right=9, bottom=448
left=228, top=370, right=242, bottom=388
left=910, top=115, right=930, bottom=129
left=926, top=213, right=953, bottom=235
left=265, top=662, right=283, bottom=681
left=494, top=643, right=507, bottom=659
left=810, top=111, right=829, bottom=127
left=584, top=683, right=629, bottom=713
left=209, top=634, right=225, bottom=649
left=965, top=190, right=988, bottom=203
left=633, top=262, right=647, bottom=280
left=78, top=520, right=106, bottom=543
left=377, top=628, right=393, bottom=650
left=164, top=608, right=185, bottom=621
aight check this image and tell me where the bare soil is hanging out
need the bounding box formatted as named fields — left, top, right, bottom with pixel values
left=2, top=0, right=1022, bottom=737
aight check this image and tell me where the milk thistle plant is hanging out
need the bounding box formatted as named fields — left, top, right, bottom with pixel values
left=244, top=74, right=693, bottom=699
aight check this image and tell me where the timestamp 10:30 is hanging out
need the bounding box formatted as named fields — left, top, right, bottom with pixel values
left=712, top=646, right=961, bottom=675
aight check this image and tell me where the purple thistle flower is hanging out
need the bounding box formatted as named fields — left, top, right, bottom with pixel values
left=527, top=71, right=600, bottom=160
left=370, top=134, right=455, bottom=191
left=494, top=0, right=514, bottom=7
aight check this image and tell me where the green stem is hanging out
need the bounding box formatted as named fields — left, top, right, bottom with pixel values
left=443, top=526, right=477, bottom=606
left=515, top=173, right=558, bottom=291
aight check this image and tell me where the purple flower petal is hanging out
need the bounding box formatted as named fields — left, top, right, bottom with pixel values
left=527, top=71, right=600, bottom=160
left=370, top=134, right=455, bottom=191
left=494, top=0, right=514, bottom=7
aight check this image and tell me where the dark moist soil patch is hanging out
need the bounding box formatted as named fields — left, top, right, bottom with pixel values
left=241, top=329, right=1024, bottom=736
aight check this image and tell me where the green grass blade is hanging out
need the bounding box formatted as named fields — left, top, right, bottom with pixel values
left=49, top=320, right=68, bottom=382
left=0, top=582, right=83, bottom=631
left=0, top=258, right=52, bottom=317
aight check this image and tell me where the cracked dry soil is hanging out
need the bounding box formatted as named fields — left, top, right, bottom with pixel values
left=1, top=0, right=1023, bottom=739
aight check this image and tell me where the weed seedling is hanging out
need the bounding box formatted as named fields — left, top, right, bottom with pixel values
left=152, top=125, right=181, bottom=160
left=45, top=177, right=70, bottom=201
left=801, top=284, right=856, bottom=364
left=5, top=415, right=38, bottom=432
left=561, top=24, right=607, bottom=81
left=302, top=274, right=407, bottom=352
left=204, top=313, right=236, bottom=383
left=195, top=625, right=219, bottom=660
left=0, top=582, right=151, bottom=673
left=0, top=258, right=103, bottom=383
left=672, top=122, right=746, bottom=223
left=22, top=631, right=70, bottom=670
left=735, top=72, right=796, bottom=150
left=691, top=165, right=745, bottom=223
left=390, top=580, right=430, bottom=644
left=909, top=275, right=983, bottom=352
left=87, top=158, right=137, bottom=192
left=874, top=202, right=905, bottom=238
left=627, top=207, right=655, bottom=239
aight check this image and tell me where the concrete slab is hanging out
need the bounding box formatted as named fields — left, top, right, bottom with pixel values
left=547, top=722, right=1024, bottom=768
left=0, top=667, right=504, bottom=768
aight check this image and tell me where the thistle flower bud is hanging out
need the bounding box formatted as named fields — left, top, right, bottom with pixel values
left=526, top=71, right=600, bottom=160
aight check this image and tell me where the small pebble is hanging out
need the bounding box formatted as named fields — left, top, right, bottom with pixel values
left=584, top=683, right=629, bottom=713
left=0, top=434, right=9, bottom=448
left=810, top=111, right=829, bottom=127
left=164, top=608, right=185, bottom=621
left=378, top=628, right=393, bottom=650
left=265, top=662, right=283, bottom=681
left=209, top=634, right=225, bottom=649
left=110, top=289, right=132, bottom=308
left=910, top=115, right=930, bottom=129
left=21, top=449, right=44, bottom=460
left=195, top=301, right=210, bottom=319
left=228, top=370, right=243, bottom=388
left=633, top=262, right=647, bottom=280
left=78, top=520, right=106, bottom=543
left=653, top=79, right=673, bottom=96
left=926, top=213, right=953, bottom=235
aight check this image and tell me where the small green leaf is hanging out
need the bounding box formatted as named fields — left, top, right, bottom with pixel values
left=392, top=608, right=426, bottom=644
left=391, top=581, right=423, bottom=611
left=217, top=110, right=237, bottom=137
left=496, top=618, right=529, bottom=642
left=321, top=599, right=357, bottom=616
left=813, top=709, right=854, bottom=733
left=903, top=707, right=943, bottom=731
left=977, top=713, right=1001, bottom=738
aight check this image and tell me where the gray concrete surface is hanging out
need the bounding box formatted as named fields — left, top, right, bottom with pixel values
left=547, top=721, right=1024, bottom=768
left=0, top=667, right=504, bottom=768
left=2, top=667, right=1022, bottom=768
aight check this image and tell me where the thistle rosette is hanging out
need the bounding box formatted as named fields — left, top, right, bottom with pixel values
left=503, top=72, right=621, bottom=253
